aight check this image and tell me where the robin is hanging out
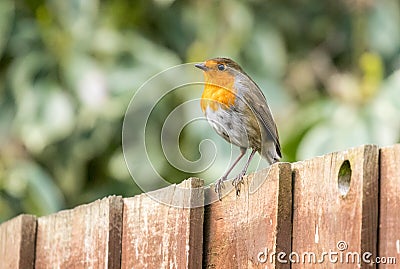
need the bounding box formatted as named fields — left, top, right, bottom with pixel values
left=195, top=57, right=281, bottom=199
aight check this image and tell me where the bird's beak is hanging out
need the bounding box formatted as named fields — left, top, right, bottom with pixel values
left=195, top=63, right=208, bottom=71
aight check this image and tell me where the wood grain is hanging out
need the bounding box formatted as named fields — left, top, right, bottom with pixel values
left=121, top=177, right=204, bottom=269
left=379, top=144, right=400, bottom=267
left=292, top=145, right=379, bottom=268
left=0, top=214, right=36, bottom=269
left=35, top=196, right=123, bottom=269
left=1, top=144, right=395, bottom=269
left=203, top=162, right=292, bottom=269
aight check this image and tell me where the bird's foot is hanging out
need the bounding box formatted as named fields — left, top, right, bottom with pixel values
left=214, top=177, right=227, bottom=201
left=232, top=171, right=246, bottom=196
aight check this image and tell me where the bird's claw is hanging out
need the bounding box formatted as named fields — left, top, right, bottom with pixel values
left=214, top=177, right=227, bottom=201
left=232, top=171, right=246, bottom=196
left=214, top=172, right=246, bottom=200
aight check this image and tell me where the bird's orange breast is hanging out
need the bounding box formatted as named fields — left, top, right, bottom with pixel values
left=200, top=73, right=236, bottom=112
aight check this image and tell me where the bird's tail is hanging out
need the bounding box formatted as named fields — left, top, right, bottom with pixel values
left=261, top=140, right=281, bottom=165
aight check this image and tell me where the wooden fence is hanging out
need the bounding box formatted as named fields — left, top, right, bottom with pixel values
left=0, top=144, right=399, bottom=268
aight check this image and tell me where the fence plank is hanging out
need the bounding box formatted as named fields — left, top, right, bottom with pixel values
left=379, top=144, right=400, bottom=267
left=35, top=196, right=123, bottom=269
left=0, top=214, right=36, bottom=269
left=203, top=162, right=292, bottom=269
left=121, top=178, right=204, bottom=269
left=292, top=145, right=379, bottom=268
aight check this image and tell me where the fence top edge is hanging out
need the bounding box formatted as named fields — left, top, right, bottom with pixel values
left=35, top=195, right=123, bottom=221
left=292, top=144, right=379, bottom=167
left=380, top=143, right=400, bottom=150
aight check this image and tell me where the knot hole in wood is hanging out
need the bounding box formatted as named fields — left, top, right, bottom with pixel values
left=338, top=160, right=352, bottom=197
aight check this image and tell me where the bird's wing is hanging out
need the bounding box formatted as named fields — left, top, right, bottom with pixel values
left=238, top=77, right=282, bottom=158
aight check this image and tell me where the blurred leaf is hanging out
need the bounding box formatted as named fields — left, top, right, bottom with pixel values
left=359, top=52, right=383, bottom=100
left=368, top=0, right=400, bottom=58
left=369, top=70, right=400, bottom=145
left=0, top=0, right=14, bottom=58
left=108, top=148, right=130, bottom=181
left=297, top=104, right=370, bottom=160
left=14, top=81, right=74, bottom=153
left=298, top=69, right=400, bottom=160
left=0, top=97, right=14, bottom=149
left=153, top=0, right=176, bottom=8
left=7, top=160, right=64, bottom=215
left=243, top=24, right=287, bottom=78
left=47, top=0, right=99, bottom=40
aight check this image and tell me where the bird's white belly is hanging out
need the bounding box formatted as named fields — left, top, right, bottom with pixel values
left=204, top=106, right=250, bottom=148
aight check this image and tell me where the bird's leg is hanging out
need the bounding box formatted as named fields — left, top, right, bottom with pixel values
left=215, top=147, right=247, bottom=200
left=233, top=148, right=257, bottom=196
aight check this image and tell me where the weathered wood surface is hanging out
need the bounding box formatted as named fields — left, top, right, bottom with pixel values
left=0, top=144, right=398, bottom=269
left=203, top=162, right=292, bottom=269
left=0, top=214, right=36, bottom=269
left=121, top=177, right=204, bottom=269
left=35, top=196, right=123, bottom=269
left=292, top=145, right=379, bottom=268
left=379, top=144, right=400, bottom=267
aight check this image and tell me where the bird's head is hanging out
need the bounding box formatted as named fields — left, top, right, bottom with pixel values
left=195, top=57, right=245, bottom=85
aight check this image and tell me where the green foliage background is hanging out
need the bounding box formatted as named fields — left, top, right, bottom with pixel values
left=1, top=0, right=399, bottom=222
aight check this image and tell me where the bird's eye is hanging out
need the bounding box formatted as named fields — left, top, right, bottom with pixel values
left=217, top=64, right=225, bottom=71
